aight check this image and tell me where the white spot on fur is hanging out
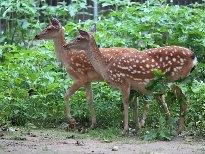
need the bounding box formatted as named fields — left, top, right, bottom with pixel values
left=166, top=61, right=171, bottom=65
left=173, top=68, right=178, bottom=72
left=160, top=57, right=163, bottom=62
left=118, top=66, right=129, bottom=70
left=180, top=58, right=185, bottom=63
left=120, top=73, right=126, bottom=77
left=171, top=72, right=175, bottom=76
left=131, top=70, right=137, bottom=74
left=139, top=66, right=145, bottom=70
left=146, top=64, right=150, bottom=68
left=116, top=74, right=120, bottom=77
left=129, top=66, right=133, bottom=69
left=144, top=79, right=150, bottom=83
left=166, top=67, right=171, bottom=72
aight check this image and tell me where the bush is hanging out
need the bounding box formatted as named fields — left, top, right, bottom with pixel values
left=0, top=1, right=205, bottom=139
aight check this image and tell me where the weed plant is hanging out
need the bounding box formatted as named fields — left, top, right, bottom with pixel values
left=0, top=0, right=205, bottom=140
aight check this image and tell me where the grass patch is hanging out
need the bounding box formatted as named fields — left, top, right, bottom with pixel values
left=0, top=144, right=6, bottom=150
left=86, top=127, right=148, bottom=145
left=10, top=135, right=27, bottom=141
left=87, top=127, right=128, bottom=142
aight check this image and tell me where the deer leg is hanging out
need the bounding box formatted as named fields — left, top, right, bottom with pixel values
left=121, top=83, right=130, bottom=134
left=139, top=101, right=149, bottom=128
left=65, top=81, right=82, bottom=129
left=177, top=103, right=187, bottom=134
left=173, top=85, right=187, bottom=134
left=133, top=97, right=149, bottom=130
left=84, top=82, right=96, bottom=129
left=157, top=95, right=171, bottom=119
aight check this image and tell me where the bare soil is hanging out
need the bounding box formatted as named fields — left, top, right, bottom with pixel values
left=0, top=128, right=204, bottom=154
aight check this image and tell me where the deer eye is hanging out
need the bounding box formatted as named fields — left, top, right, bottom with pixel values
left=77, top=37, right=81, bottom=41
left=47, top=28, right=52, bottom=31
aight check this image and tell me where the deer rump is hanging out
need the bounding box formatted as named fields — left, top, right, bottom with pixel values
left=106, top=46, right=196, bottom=94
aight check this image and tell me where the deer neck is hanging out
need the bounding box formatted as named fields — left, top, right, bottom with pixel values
left=86, top=37, right=107, bottom=77
left=53, top=29, right=67, bottom=64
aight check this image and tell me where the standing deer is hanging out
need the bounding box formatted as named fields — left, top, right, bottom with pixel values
left=35, top=18, right=147, bottom=129
left=63, top=25, right=197, bottom=134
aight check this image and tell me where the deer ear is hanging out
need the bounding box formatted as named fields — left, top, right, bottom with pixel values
left=78, top=28, right=90, bottom=39
left=51, top=17, right=61, bottom=27
left=89, top=23, right=96, bottom=34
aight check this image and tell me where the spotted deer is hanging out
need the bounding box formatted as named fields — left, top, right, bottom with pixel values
left=34, top=18, right=146, bottom=129
left=63, top=26, right=197, bottom=134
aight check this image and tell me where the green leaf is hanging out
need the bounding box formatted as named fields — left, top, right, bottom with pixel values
left=2, top=6, right=12, bottom=18
left=46, top=83, right=59, bottom=91
left=159, top=131, right=171, bottom=141
left=14, top=110, right=19, bottom=115
left=144, top=131, right=158, bottom=141
left=22, top=20, right=30, bottom=29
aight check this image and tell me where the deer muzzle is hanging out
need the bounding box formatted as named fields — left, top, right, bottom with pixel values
left=34, top=35, right=40, bottom=40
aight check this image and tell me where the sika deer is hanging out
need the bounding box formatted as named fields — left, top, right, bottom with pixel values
left=63, top=27, right=197, bottom=134
left=34, top=18, right=143, bottom=129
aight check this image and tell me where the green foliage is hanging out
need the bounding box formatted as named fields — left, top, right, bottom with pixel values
left=92, top=82, right=122, bottom=128
left=67, top=0, right=90, bottom=18
left=143, top=116, right=176, bottom=141
left=0, top=43, right=68, bottom=126
left=88, top=127, right=122, bottom=141
left=0, top=0, right=89, bottom=46
left=146, top=69, right=168, bottom=95
left=0, top=0, right=205, bottom=140
left=0, top=0, right=40, bottom=46
left=99, top=0, right=135, bottom=11
left=186, top=79, right=205, bottom=135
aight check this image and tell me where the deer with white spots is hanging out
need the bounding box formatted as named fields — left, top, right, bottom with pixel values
left=34, top=18, right=145, bottom=129
left=63, top=25, right=197, bottom=134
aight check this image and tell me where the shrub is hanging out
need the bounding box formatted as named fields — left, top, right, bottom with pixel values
left=0, top=1, right=205, bottom=139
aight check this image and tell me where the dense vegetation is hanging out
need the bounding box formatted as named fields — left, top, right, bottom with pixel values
left=0, top=0, right=205, bottom=140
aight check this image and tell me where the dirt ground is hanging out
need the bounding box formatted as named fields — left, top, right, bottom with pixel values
left=0, top=128, right=204, bottom=154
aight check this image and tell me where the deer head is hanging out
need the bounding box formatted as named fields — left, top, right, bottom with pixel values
left=63, top=24, right=97, bottom=51
left=35, top=17, right=63, bottom=40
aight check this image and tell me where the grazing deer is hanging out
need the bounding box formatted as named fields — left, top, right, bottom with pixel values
left=63, top=25, right=197, bottom=134
left=34, top=18, right=145, bottom=129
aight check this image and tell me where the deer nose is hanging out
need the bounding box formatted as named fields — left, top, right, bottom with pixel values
left=34, top=35, right=40, bottom=40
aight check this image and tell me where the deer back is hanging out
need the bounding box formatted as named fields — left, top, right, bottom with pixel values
left=106, top=46, right=196, bottom=93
